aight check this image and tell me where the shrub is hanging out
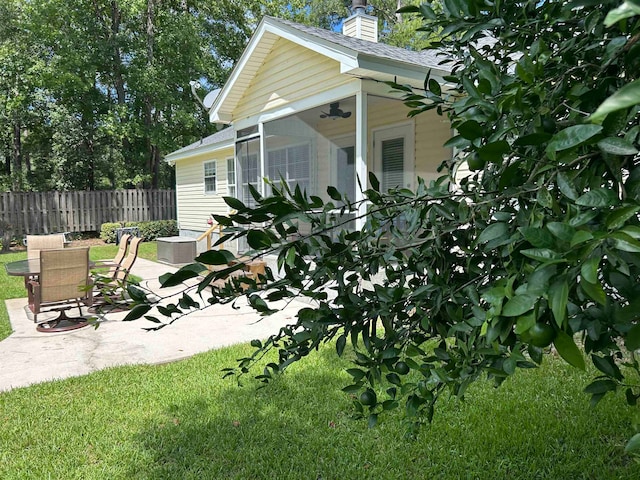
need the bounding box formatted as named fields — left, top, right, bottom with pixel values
left=134, top=220, right=178, bottom=241
left=99, top=222, right=122, bottom=244
left=0, top=220, right=13, bottom=252
left=100, top=220, right=178, bottom=243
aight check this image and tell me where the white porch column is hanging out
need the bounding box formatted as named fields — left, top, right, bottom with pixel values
left=258, top=122, right=266, bottom=197
left=355, top=90, right=368, bottom=230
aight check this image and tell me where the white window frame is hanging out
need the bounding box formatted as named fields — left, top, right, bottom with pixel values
left=203, top=160, right=217, bottom=195
left=372, top=122, right=415, bottom=191
left=226, top=157, right=236, bottom=198
left=265, top=142, right=312, bottom=194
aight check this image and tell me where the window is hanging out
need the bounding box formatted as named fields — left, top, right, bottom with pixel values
left=266, top=144, right=310, bottom=193
left=204, top=160, right=217, bottom=194
left=226, top=158, right=236, bottom=198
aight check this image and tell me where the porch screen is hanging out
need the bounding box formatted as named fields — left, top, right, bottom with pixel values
left=381, top=137, right=404, bottom=192
left=266, top=144, right=310, bottom=193
left=236, top=137, right=261, bottom=208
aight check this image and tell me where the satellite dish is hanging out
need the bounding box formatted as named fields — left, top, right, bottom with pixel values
left=203, top=88, right=221, bottom=109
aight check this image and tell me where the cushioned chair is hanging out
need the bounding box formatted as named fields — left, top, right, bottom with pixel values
left=28, top=247, right=93, bottom=332
left=94, top=233, right=131, bottom=278
left=26, top=234, right=66, bottom=259
left=92, top=236, right=142, bottom=311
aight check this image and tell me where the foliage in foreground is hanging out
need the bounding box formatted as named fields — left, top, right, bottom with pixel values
left=129, top=0, right=640, bottom=445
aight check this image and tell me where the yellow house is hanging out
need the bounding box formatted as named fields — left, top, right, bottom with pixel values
left=165, top=9, right=454, bottom=253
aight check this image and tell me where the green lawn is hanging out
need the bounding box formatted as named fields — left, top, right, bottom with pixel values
left=0, top=242, right=639, bottom=478
left=0, top=241, right=157, bottom=341
left=0, top=341, right=638, bottom=479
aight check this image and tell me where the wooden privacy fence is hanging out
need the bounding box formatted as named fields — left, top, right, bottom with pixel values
left=0, top=189, right=176, bottom=236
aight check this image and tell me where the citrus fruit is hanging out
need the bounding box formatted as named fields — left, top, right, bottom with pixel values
left=395, top=361, right=410, bottom=375
left=359, top=390, right=377, bottom=406
left=527, top=323, right=556, bottom=348
left=467, top=152, right=485, bottom=171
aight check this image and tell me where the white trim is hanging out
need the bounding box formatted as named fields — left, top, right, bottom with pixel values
left=233, top=81, right=362, bottom=130
left=355, top=91, right=368, bottom=230
left=164, top=138, right=234, bottom=164
left=372, top=121, right=415, bottom=191
left=226, top=156, right=236, bottom=201
left=203, top=160, right=218, bottom=195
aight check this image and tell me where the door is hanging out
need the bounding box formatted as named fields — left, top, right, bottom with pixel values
left=374, top=124, right=414, bottom=192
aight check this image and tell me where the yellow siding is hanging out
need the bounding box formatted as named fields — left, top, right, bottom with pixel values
left=234, top=39, right=351, bottom=120
left=310, top=98, right=452, bottom=197
left=174, top=146, right=234, bottom=233
left=414, top=111, right=452, bottom=184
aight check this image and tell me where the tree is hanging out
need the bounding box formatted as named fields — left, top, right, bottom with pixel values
left=129, top=0, right=640, bottom=446
left=0, top=0, right=308, bottom=192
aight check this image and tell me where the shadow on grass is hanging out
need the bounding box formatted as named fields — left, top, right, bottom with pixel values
left=126, top=347, right=640, bottom=480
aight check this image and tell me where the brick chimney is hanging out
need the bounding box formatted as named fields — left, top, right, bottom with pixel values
left=342, top=0, right=378, bottom=43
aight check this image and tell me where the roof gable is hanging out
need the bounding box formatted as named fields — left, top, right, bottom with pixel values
left=210, top=16, right=450, bottom=124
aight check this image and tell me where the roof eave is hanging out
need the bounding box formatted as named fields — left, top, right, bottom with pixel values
left=164, top=138, right=234, bottom=165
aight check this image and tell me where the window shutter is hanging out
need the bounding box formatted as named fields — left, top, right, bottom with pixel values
left=382, top=138, right=404, bottom=191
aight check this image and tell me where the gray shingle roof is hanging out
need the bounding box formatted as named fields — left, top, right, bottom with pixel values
left=270, top=17, right=451, bottom=72
left=166, top=127, right=234, bottom=159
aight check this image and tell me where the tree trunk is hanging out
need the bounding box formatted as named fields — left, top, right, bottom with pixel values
left=12, top=121, right=22, bottom=191
left=144, top=0, right=156, bottom=189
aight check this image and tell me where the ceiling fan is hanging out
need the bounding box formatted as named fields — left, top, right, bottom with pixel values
left=320, top=102, right=352, bottom=119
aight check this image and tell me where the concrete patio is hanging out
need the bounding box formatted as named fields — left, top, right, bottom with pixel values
left=0, top=258, right=305, bottom=392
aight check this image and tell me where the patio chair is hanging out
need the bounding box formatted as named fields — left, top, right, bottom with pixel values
left=27, top=247, right=93, bottom=332
left=26, top=234, right=66, bottom=259
left=93, top=233, right=131, bottom=278
left=91, top=236, right=142, bottom=311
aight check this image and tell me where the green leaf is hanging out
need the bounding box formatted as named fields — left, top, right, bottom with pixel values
left=606, top=205, right=640, bottom=230
left=520, top=248, right=565, bottom=263
left=502, top=294, right=537, bottom=317
left=478, top=140, right=510, bottom=162
left=553, top=331, right=585, bottom=370
left=580, top=279, right=607, bottom=305
left=625, top=323, right=640, bottom=351
left=609, top=231, right=640, bottom=252
left=556, top=172, right=578, bottom=201
left=546, top=125, right=603, bottom=157
left=369, top=172, right=380, bottom=191
left=457, top=120, right=484, bottom=140
left=584, top=379, right=617, bottom=395
left=327, top=186, right=342, bottom=201
left=605, top=1, right=640, bottom=26
left=570, top=230, right=594, bottom=247
left=196, top=249, right=237, bottom=265
left=597, top=137, right=639, bottom=156
left=580, top=257, right=600, bottom=284
left=625, top=433, right=640, bottom=453
left=591, top=355, right=623, bottom=380
left=546, top=222, right=575, bottom=243
left=223, top=196, right=246, bottom=211
left=519, top=227, right=555, bottom=248
left=549, top=279, right=568, bottom=328
left=515, top=312, right=536, bottom=334
left=336, top=334, right=346, bottom=356
left=477, top=222, right=508, bottom=244
left=246, top=230, right=273, bottom=249
left=590, top=78, right=640, bottom=124
left=575, top=188, right=618, bottom=207
left=123, top=304, right=152, bottom=321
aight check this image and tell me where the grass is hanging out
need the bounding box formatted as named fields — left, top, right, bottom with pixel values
left=0, top=241, right=157, bottom=341
left=0, top=242, right=639, bottom=478
left=0, top=341, right=639, bottom=479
